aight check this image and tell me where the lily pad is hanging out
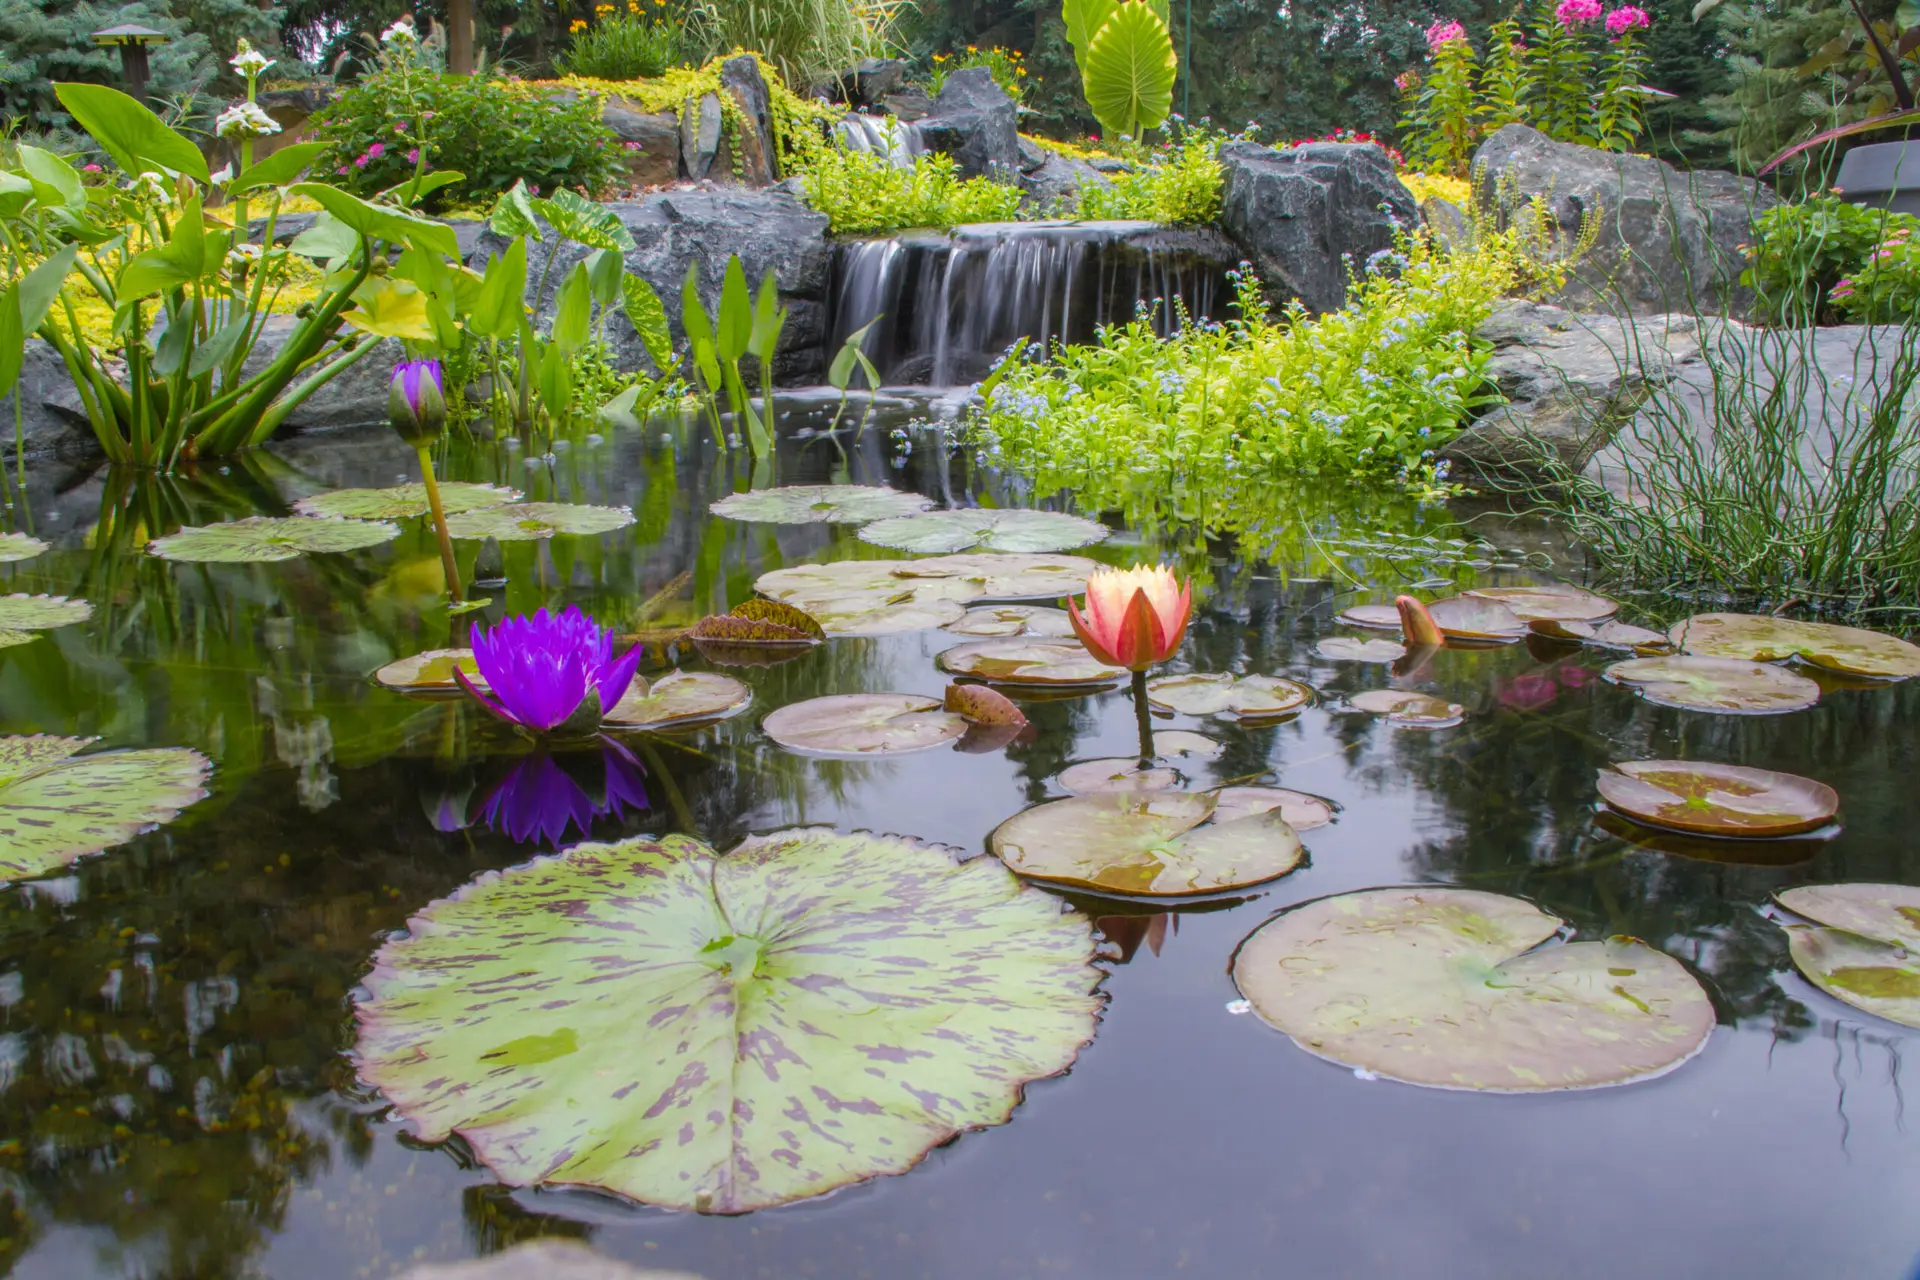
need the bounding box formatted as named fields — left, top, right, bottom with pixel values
left=602, top=671, right=751, bottom=731
left=1315, top=637, right=1407, bottom=663
left=1531, top=618, right=1670, bottom=650
left=938, top=640, right=1127, bottom=687
left=1427, top=596, right=1528, bottom=642
left=1348, top=688, right=1466, bottom=728
left=762, top=693, right=967, bottom=755
left=0, top=594, right=91, bottom=632
left=148, top=516, right=401, bottom=562
left=1232, top=888, right=1716, bottom=1091
left=1603, top=655, right=1821, bottom=714
left=375, top=648, right=486, bottom=694
left=1464, top=585, right=1618, bottom=623
left=1775, top=884, right=1920, bottom=1029
left=445, top=502, right=636, bottom=541
left=1145, top=673, right=1313, bottom=720
left=0, top=736, right=212, bottom=882
left=293, top=482, right=522, bottom=521
left=1055, top=732, right=1221, bottom=795
left=710, top=485, right=933, bottom=525
left=689, top=599, right=826, bottom=646
left=0, top=533, right=49, bottom=563
left=860, top=509, right=1110, bottom=555
left=355, top=830, right=1103, bottom=1212
left=989, top=791, right=1306, bottom=897
left=754, top=561, right=976, bottom=637
left=1596, top=760, right=1838, bottom=838
left=944, top=606, right=1078, bottom=638
left=1209, top=786, right=1336, bottom=831
left=890, top=553, right=1102, bottom=601
left=1669, top=612, right=1920, bottom=680
left=1336, top=604, right=1403, bottom=630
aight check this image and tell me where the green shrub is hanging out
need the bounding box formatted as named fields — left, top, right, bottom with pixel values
left=0, top=0, right=213, bottom=128
left=1075, top=128, right=1226, bottom=224
left=558, top=11, right=683, bottom=80
left=800, top=148, right=1022, bottom=235
left=311, top=68, right=624, bottom=208
left=1831, top=224, right=1920, bottom=323
left=1744, top=196, right=1920, bottom=324
left=927, top=46, right=1029, bottom=104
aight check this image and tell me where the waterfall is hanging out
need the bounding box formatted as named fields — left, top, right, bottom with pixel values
left=832, top=113, right=921, bottom=168
left=826, top=220, right=1236, bottom=387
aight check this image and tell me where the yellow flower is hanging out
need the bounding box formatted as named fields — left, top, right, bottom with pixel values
left=967, top=44, right=978, bottom=51
left=570, top=18, right=586, bottom=30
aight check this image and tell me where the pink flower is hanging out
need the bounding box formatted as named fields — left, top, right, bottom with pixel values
left=407, top=148, right=420, bottom=163
left=367, top=141, right=386, bottom=159
left=1604, top=5, right=1650, bottom=33
left=1556, top=0, right=1602, bottom=25
left=82, top=163, right=101, bottom=172
left=354, top=154, right=370, bottom=168
left=393, top=123, right=406, bottom=133
left=1425, top=19, right=1468, bottom=50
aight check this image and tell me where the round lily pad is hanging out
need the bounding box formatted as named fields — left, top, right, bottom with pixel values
left=710, top=485, right=933, bottom=525
left=1209, top=786, right=1336, bottom=831
left=1775, top=883, right=1920, bottom=1029
left=754, top=560, right=975, bottom=637
left=762, top=693, right=967, bottom=755
left=1349, top=688, right=1466, bottom=728
left=944, top=606, right=1077, bottom=638
left=1232, top=888, right=1716, bottom=1091
left=602, top=671, right=751, bottom=731
left=860, top=509, right=1110, bottom=555
left=1145, top=673, right=1313, bottom=720
left=0, top=533, right=49, bottom=563
left=1315, top=637, right=1407, bottom=663
left=293, top=482, right=522, bottom=521
left=355, top=830, right=1102, bottom=1212
left=989, top=791, right=1306, bottom=897
left=1603, top=655, right=1821, bottom=714
left=0, top=632, right=36, bottom=648
left=1596, top=760, right=1838, bottom=838
left=1057, top=760, right=1182, bottom=794
left=0, top=593, right=91, bottom=632
left=445, top=503, right=635, bottom=541
left=1531, top=618, right=1670, bottom=650
left=1336, top=604, right=1403, bottom=630
left=1464, top=586, right=1619, bottom=623
left=1427, top=596, right=1528, bottom=642
left=0, top=736, right=212, bottom=882
left=938, top=640, right=1127, bottom=687
left=891, top=553, right=1102, bottom=601
left=148, top=516, right=401, bottom=562
left=1669, top=612, right=1920, bottom=680
left=375, top=648, right=487, bottom=694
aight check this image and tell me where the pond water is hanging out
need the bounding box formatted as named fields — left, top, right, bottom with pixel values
left=1, top=396, right=1917, bottom=1280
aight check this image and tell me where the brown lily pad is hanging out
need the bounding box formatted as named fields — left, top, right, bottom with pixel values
left=1427, top=596, right=1528, bottom=642
left=1596, top=760, right=1838, bottom=838
left=938, top=640, right=1127, bottom=687
left=1669, top=612, right=1920, bottom=681
left=1315, top=637, right=1408, bottom=663
left=989, top=791, right=1306, bottom=897
left=1603, top=655, right=1821, bottom=714
left=1144, top=673, right=1313, bottom=721
left=944, top=683, right=1028, bottom=726
left=762, top=693, right=967, bottom=756
left=1465, top=585, right=1619, bottom=623
left=1775, top=883, right=1920, bottom=1029
left=1593, top=810, right=1830, bottom=867
left=1349, top=688, right=1465, bottom=728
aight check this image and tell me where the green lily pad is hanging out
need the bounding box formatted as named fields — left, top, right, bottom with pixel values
left=1208, top=786, right=1336, bottom=831
left=1348, top=688, right=1465, bottom=728
left=938, top=640, right=1127, bottom=687
left=354, top=830, right=1102, bottom=1212
left=711, top=485, right=934, bottom=524
left=602, top=671, right=751, bottom=731
left=1232, top=888, right=1716, bottom=1091
left=0, top=533, right=49, bottom=563
left=0, top=631, right=36, bottom=648
left=0, top=736, right=211, bottom=882
left=754, top=556, right=1100, bottom=638
left=1315, top=637, right=1407, bottom=663
left=292, top=482, right=523, bottom=521
left=375, top=648, right=487, bottom=694
left=989, top=791, right=1306, bottom=897
left=1144, top=673, right=1313, bottom=720
left=1427, top=596, right=1528, bottom=642
left=1775, top=883, right=1920, bottom=1029
left=944, top=606, right=1078, bottom=638
left=1336, top=604, right=1403, bottom=630
left=1464, top=586, right=1619, bottom=623
left=763, top=693, right=968, bottom=755
left=1669, top=612, right=1920, bottom=680
left=1603, top=655, right=1821, bottom=714
left=859, top=509, right=1110, bottom=555
left=0, top=593, right=91, bottom=631
left=1597, top=760, right=1838, bottom=838
left=148, top=516, right=401, bottom=562
left=445, top=503, right=635, bottom=541
left=1531, top=618, right=1670, bottom=651
left=1055, top=732, right=1222, bottom=795
left=890, top=553, right=1102, bottom=601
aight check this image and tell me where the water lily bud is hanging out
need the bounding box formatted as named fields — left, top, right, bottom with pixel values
left=388, top=359, right=446, bottom=445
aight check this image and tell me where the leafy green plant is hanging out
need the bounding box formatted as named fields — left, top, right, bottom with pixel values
left=677, top=0, right=900, bottom=90
left=559, top=8, right=684, bottom=79
left=0, top=0, right=214, bottom=129
left=1742, top=195, right=1920, bottom=323
left=680, top=254, right=785, bottom=456
left=926, top=45, right=1031, bottom=103
left=1078, top=123, right=1229, bottom=223
left=1400, top=21, right=1479, bottom=177
left=799, top=148, right=1022, bottom=234
left=1063, top=0, right=1178, bottom=141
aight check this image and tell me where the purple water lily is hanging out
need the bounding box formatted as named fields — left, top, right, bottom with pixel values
left=388, top=358, right=446, bottom=445
left=478, top=741, right=650, bottom=846
left=453, top=606, right=643, bottom=734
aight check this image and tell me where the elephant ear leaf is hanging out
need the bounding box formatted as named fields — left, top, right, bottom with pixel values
left=1082, top=1, right=1177, bottom=141
left=1063, top=0, right=1120, bottom=61
left=621, top=273, right=675, bottom=375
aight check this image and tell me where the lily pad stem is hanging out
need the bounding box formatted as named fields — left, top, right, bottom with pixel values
left=415, top=443, right=464, bottom=604
left=1131, top=668, right=1153, bottom=766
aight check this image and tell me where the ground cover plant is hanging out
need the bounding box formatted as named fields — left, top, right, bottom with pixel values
left=801, top=147, right=1022, bottom=233
left=1744, top=196, right=1920, bottom=324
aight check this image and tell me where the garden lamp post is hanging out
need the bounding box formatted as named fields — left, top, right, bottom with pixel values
left=91, top=24, right=169, bottom=105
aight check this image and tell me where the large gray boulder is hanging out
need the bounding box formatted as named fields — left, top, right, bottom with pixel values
left=600, top=98, right=681, bottom=188
left=913, top=68, right=1020, bottom=183
left=717, top=54, right=777, bottom=187
left=1472, top=125, right=1779, bottom=320
left=1016, top=138, right=1109, bottom=213
left=2, top=340, right=98, bottom=464
left=1217, top=140, right=1416, bottom=314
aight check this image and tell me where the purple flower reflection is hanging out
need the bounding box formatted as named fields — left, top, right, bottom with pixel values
left=455, top=606, right=643, bottom=734
left=479, top=740, right=651, bottom=847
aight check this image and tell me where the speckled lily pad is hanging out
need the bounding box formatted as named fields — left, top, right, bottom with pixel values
left=762, top=693, right=967, bottom=756
left=0, top=736, right=212, bottom=883
left=1232, top=888, right=1716, bottom=1092
left=293, top=482, right=522, bottom=521
left=1315, top=637, right=1407, bottom=663
left=1146, top=673, right=1313, bottom=720
left=938, top=640, right=1127, bottom=687
left=860, top=509, right=1110, bottom=555
left=0, top=533, right=49, bottom=563
left=944, top=606, right=1078, bottom=638
left=1597, top=760, right=1837, bottom=838
left=1603, top=655, right=1821, bottom=714
left=1776, top=883, right=1920, bottom=1029
left=1669, top=613, right=1920, bottom=680
left=989, top=791, right=1306, bottom=897
left=148, top=516, right=401, bottom=562
left=602, top=671, right=751, bottom=731
left=444, top=503, right=635, bottom=541
left=710, top=485, right=933, bottom=524
left=0, top=594, right=91, bottom=632
left=1349, top=688, right=1465, bottom=728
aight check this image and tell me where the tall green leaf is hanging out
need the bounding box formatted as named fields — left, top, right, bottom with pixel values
left=620, top=273, right=675, bottom=375
left=16, top=145, right=85, bottom=213
left=118, top=197, right=216, bottom=298
left=1082, top=1, right=1178, bottom=141
left=488, top=180, right=541, bottom=239
left=681, top=262, right=714, bottom=348
left=53, top=83, right=209, bottom=180
left=549, top=262, right=593, bottom=353
left=828, top=319, right=879, bottom=391
left=229, top=142, right=329, bottom=194
left=1063, top=0, right=1119, bottom=59
left=469, top=239, right=529, bottom=342
left=288, top=183, right=459, bottom=258
left=717, top=257, right=752, bottom=364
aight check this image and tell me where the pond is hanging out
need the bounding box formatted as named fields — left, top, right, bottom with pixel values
left=1, top=396, right=1917, bottom=1280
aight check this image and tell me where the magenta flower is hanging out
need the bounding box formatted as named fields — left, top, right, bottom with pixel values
left=1557, top=0, right=1602, bottom=24
left=479, top=741, right=650, bottom=846
left=406, top=148, right=420, bottom=163
left=454, top=607, right=643, bottom=734
left=1604, top=5, right=1650, bottom=33
left=1425, top=19, right=1467, bottom=50
left=368, top=141, right=386, bottom=159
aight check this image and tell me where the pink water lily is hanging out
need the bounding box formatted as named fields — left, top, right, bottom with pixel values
left=1069, top=565, right=1193, bottom=671
left=454, top=607, right=643, bottom=734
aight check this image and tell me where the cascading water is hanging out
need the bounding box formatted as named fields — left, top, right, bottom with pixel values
left=832, top=114, right=921, bottom=168
left=826, top=220, right=1237, bottom=387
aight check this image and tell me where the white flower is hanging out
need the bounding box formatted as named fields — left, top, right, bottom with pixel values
left=229, top=39, right=273, bottom=79
left=380, top=18, right=418, bottom=45
left=216, top=101, right=281, bottom=140
left=126, top=171, right=169, bottom=203
left=228, top=242, right=262, bottom=264
left=209, top=163, right=234, bottom=188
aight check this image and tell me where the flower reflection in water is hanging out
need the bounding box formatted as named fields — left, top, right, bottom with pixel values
left=473, top=739, right=652, bottom=847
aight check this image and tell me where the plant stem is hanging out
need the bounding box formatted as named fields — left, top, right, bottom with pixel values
left=1131, top=668, right=1153, bottom=766
left=415, top=442, right=464, bottom=603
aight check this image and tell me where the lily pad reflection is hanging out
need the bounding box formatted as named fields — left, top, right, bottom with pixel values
left=1776, top=884, right=1920, bottom=1029
left=148, top=516, right=400, bottom=562
left=989, top=791, right=1306, bottom=897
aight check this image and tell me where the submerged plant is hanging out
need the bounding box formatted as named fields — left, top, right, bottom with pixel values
left=454, top=607, right=643, bottom=734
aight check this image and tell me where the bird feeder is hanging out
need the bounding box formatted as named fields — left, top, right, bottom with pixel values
left=91, top=24, right=170, bottom=104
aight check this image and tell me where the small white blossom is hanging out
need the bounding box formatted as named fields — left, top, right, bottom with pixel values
left=216, top=101, right=281, bottom=140
left=380, top=18, right=418, bottom=45
left=229, top=39, right=273, bottom=79
left=209, top=163, right=234, bottom=187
